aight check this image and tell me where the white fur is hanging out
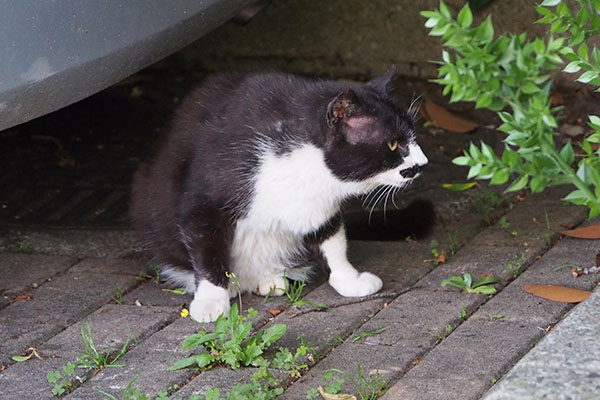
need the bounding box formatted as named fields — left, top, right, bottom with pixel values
left=189, top=279, right=230, bottom=322
left=160, top=265, right=196, bottom=294
left=321, top=225, right=383, bottom=296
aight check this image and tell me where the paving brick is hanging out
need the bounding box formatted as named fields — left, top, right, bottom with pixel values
left=381, top=226, right=600, bottom=400
left=66, top=318, right=205, bottom=399
left=0, top=304, right=176, bottom=400
left=0, top=259, right=139, bottom=366
left=0, top=229, right=141, bottom=258
left=0, top=253, right=77, bottom=308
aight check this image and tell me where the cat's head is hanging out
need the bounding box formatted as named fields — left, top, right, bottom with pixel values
left=323, top=66, right=428, bottom=190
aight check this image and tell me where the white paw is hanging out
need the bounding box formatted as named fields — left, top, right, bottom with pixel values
left=329, top=271, right=383, bottom=297
left=255, top=275, right=287, bottom=297
left=189, top=297, right=230, bottom=323
left=189, top=279, right=231, bottom=323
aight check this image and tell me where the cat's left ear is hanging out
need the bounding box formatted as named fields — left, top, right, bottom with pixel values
left=326, top=89, right=359, bottom=128
left=367, top=65, right=397, bottom=94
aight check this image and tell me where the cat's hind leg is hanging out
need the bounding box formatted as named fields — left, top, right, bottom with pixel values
left=320, top=225, right=383, bottom=297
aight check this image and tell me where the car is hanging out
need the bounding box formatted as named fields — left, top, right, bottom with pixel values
left=0, top=0, right=267, bottom=131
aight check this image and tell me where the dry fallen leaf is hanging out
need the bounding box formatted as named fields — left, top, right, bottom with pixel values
left=436, top=249, right=447, bottom=265
left=267, top=309, right=282, bottom=317
left=525, top=284, right=591, bottom=303
left=318, top=386, right=357, bottom=400
left=561, top=224, right=600, bottom=239
left=424, top=101, right=478, bottom=133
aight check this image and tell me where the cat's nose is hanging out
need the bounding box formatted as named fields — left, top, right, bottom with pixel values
left=400, top=164, right=425, bottom=179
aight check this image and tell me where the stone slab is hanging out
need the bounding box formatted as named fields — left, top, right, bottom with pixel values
left=0, top=228, right=141, bottom=258
left=483, top=286, right=600, bottom=400
left=0, top=259, right=139, bottom=366
left=0, top=253, right=76, bottom=308
left=0, top=304, right=176, bottom=400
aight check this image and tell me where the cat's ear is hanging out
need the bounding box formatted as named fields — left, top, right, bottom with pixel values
left=367, top=65, right=397, bottom=94
left=326, top=89, right=359, bottom=128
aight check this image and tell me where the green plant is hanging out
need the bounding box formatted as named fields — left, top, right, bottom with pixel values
left=429, top=239, right=446, bottom=265
left=459, top=301, right=468, bottom=319
left=422, top=1, right=600, bottom=218
left=47, top=362, right=76, bottom=396
left=507, top=250, right=529, bottom=278
left=448, top=230, right=459, bottom=255
left=76, top=322, right=129, bottom=369
left=310, top=366, right=389, bottom=400
left=476, top=191, right=505, bottom=226
left=111, top=289, right=124, bottom=304
left=169, top=303, right=286, bottom=371
left=350, top=328, right=387, bottom=343
left=544, top=210, right=553, bottom=246
left=441, top=272, right=500, bottom=294
left=272, top=345, right=309, bottom=379
left=484, top=309, right=505, bottom=321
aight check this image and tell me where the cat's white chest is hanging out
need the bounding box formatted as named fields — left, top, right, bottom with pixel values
left=245, top=144, right=355, bottom=233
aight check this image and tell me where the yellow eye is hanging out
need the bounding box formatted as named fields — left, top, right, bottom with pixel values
left=388, top=140, right=398, bottom=151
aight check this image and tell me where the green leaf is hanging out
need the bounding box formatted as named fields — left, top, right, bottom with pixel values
left=473, top=276, right=500, bottom=287
left=505, top=175, right=529, bottom=192
left=589, top=115, right=600, bottom=131
left=578, top=43, right=589, bottom=61
left=463, top=272, right=472, bottom=289
left=578, top=71, right=598, bottom=84
left=563, top=61, right=581, bottom=73
left=259, top=324, right=287, bottom=346
left=476, top=92, right=493, bottom=109
left=540, top=0, right=561, bottom=5
left=452, top=156, right=472, bottom=166
left=442, top=182, right=478, bottom=191
left=560, top=142, right=575, bottom=165
left=490, top=169, right=510, bottom=185
left=471, top=286, right=498, bottom=295
left=441, top=276, right=467, bottom=290
left=11, top=355, right=31, bottom=362
left=457, top=4, right=473, bottom=28
left=181, top=331, right=221, bottom=350
left=47, top=370, right=62, bottom=384
left=168, top=355, right=204, bottom=371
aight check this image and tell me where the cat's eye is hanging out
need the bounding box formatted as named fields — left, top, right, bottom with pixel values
left=388, top=140, right=398, bottom=151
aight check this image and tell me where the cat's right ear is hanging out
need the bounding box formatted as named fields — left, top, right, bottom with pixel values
left=326, top=89, right=358, bottom=128
left=367, top=65, right=397, bottom=94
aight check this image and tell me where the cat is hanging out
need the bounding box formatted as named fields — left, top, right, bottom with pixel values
left=129, top=66, right=428, bottom=322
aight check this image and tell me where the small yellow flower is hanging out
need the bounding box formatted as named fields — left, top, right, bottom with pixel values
left=180, top=308, right=189, bottom=318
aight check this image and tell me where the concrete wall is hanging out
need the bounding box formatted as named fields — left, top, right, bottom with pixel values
left=179, top=0, right=547, bottom=79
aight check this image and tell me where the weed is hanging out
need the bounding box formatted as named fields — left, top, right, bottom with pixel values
left=226, top=271, right=243, bottom=314
left=76, top=322, right=129, bottom=369
left=499, top=216, right=510, bottom=230
left=11, top=347, right=43, bottom=362
left=136, top=266, right=160, bottom=283
left=429, top=239, right=446, bottom=265
left=169, top=303, right=285, bottom=371
left=441, top=272, right=500, bottom=294
left=476, top=191, right=504, bottom=226
left=309, top=365, right=389, bottom=400
left=448, top=230, right=459, bottom=255
left=111, top=289, right=124, bottom=305
left=351, top=327, right=387, bottom=343
left=14, top=243, right=31, bottom=253
left=459, top=301, right=468, bottom=319
left=507, top=250, right=528, bottom=278
left=272, top=345, right=309, bottom=379
left=161, top=288, right=186, bottom=295
left=326, top=332, right=346, bottom=347
left=47, top=362, right=76, bottom=396
left=484, top=309, right=505, bottom=321
left=544, top=210, right=552, bottom=246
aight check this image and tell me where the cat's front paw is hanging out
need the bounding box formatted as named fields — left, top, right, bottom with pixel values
left=329, top=271, right=383, bottom=297
left=189, top=297, right=230, bottom=323
left=254, top=275, right=287, bottom=297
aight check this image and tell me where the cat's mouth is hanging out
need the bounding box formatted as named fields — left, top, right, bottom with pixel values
left=399, top=164, right=424, bottom=179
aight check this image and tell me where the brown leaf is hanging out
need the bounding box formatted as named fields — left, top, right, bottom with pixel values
left=318, top=386, right=357, bottom=400
left=525, top=284, right=591, bottom=303
left=267, top=309, right=282, bottom=317
left=561, top=224, right=600, bottom=239
left=424, top=101, right=478, bottom=133
left=10, top=293, right=31, bottom=304
left=436, top=249, right=447, bottom=265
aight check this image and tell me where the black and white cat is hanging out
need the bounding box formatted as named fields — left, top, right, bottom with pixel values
left=130, top=67, right=428, bottom=322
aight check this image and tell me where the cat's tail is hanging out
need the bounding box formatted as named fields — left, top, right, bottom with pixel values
left=344, top=199, right=435, bottom=241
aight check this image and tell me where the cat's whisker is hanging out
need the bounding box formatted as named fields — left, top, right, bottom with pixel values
left=368, top=185, right=391, bottom=224
left=365, top=185, right=388, bottom=210
left=391, top=186, right=400, bottom=209
left=362, top=185, right=384, bottom=208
